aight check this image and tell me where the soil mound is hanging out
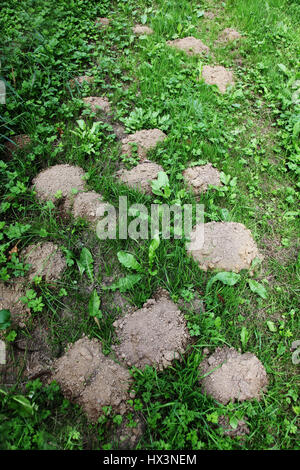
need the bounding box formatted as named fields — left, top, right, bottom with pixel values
left=52, top=336, right=132, bottom=422
left=20, top=242, right=66, bottom=282
left=72, top=191, right=107, bottom=224
left=0, top=282, right=30, bottom=328
left=121, top=129, right=166, bottom=160
left=187, top=222, right=261, bottom=272
left=5, top=134, right=31, bottom=155
left=199, top=346, right=268, bottom=404
left=112, top=290, right=189, bottom=370
left=82, top=96, right=111, bottom=114
left=202, top=65, right=234, bottom=93
left=116, top=161, right=163, bottom=194
left=218, top=28, right=241, bottom=42
left=167, top=37, right=210, bottom=55
left=132, top=25, right=153, bottom=35
left=32, top=164, right=85, bottom=210
left=183, top=164, right=221, bottom=194
left=69, top=75, right=94, bottom=88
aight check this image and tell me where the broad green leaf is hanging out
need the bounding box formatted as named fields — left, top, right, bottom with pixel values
left=10, top=395, right=35, bottom=416
left=149, top=237, right=160, bottom=263
left=240, top=326, right=249, bottom=348
left=79, top=247, right=94, bottom=282
left=277, top=63, right=289, bottom=75
left=141, top=14, right=147, bottom=24
left=229, top=416, right=239, bottom=430
left=267, top=321, right=277, bottom=332
left=248, top=279, right=267, bottom=299
left=207, top=272, right=240, bottom=290
left=107, top=274, right=142, bottom=293
left=117, top=251, right=141, bottom=271
left=89, top=289, right=102, bottom=318
left=0, top=309, right=11, bottom=330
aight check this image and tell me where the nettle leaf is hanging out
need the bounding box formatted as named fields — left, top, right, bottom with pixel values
left=248, top=279, right=267, bottom=299
left=117, top=251, right=141, bottom=271
left=0, top=309, right=11, bottom=330
left=89, top=290, right=102, bottom=319
left=207, top=272, right=240, bottom=290
left=78, top=247, right=94, bottom=282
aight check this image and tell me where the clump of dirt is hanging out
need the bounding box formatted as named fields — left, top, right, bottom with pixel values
left=82, top=96, right=111, bottom=114
left=121, top=129, right=167, bottom=161
left=167, top=37, right=210, bottom=55
left=218, top=415, right=250, bottom=437
left=218, top=28, right=242, bottom=43
left=202, top=65, right=235, bottom=93
left=112, top=123, right=126, bottom=141
left=69, top=75, right=94, bottom=88
left=20, top=242, right=66, bottom=282
left=187, top=222, right=261, bottom=272
left=0, top=282, right=30, bottom=328
left=199, top=346, right=268, bottom=404
left=116, top=161, right=164, bottom=194
left=95, top=17, right=110, bottom=27
left=51, top=336, right=132, bottom=422
left=112, top=289, right=190, bottom=370
left=72, top=191, right=107, bottom=224
left=32, top=164, right=86, bottom=211
left=183, top=164, right=221, bottom=194
left=132, top=24, right=153, bottom=35
left=5, top=134, right=31, bottom=156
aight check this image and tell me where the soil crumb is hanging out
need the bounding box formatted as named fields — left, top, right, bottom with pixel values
left=199, top=346, right=268, bottom=404
left=183, top=164, right=221, bottom=194
left=0, top=282, right=30, bottom=328
left=20, top=242, right=66, bottom=282
left=167, top=36, right=210, bottom=55
left=132, top=25, right=153, bottom=35
left=51, top=336, right=132, bottom=422
left=116, top=161, right=163, bottom=194
left=187, top=222, right=261, bottom=272
left=82, top=96, right=111, bottom=114
left=121, top=129, right=166, bottom=161
left=32, top=164, right=86, bottom=210
left=202, top=65, right=235, bottom=93
left=112, top=289, right=190, bottom=370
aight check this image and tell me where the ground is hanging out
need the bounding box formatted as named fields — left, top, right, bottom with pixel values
left=0, top=0, right=299, bottom=451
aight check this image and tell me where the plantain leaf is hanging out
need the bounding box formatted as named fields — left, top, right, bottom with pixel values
left=207, top=272, right=240, bottom=290
left=117, top=251, right=141, bottom=271
left=79, top=247, right=94, bottom=282
left=248, top=279, right=267, bottom=299
left=88, top=289, right=102, bottom=318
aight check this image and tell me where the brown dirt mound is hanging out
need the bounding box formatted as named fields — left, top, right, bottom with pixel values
left=199, top=346, right=268, bottom=404
left=132, top=24, right=153, bottom=35
left=52, top=336, right=132, bottom=422
left=121, top=129, right=166, bottom=161
left=167, top=36, right=210, bottom=55
left=5, top=134, right=31, bottom=156
left=218, top=28, right=242, bottom=43
left=112, top=413, right=145, bottom=449
left=32, top=164, right=86, bottom=210
left=183, top=164, right=221, bottom=194
left=116, top=161, right=164, bottom=194
left=72, top=191, right=107, bottom=224
left=20, top=242, right=66, bottom=282
left=82, top=96, right=111, bottom=114
left=112, top=289, right=190, bottom=370
left=202, top=65, right=235, bottom=93
left=95, top=17, right=110, bottom=27
left=218, top=415, right=250, bottom=437
left=187, top=222, right=261, bottom=272
left=69, top=75, right=94, bottom=88
left=0, top=282, right=30, bottom=328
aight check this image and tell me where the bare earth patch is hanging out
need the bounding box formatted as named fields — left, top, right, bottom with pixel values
left=82, top=96, right=111, bottom=114
left=167, top=36, right=210, bottom=55
left=5, top=134, right=31, bottom=156
left=32, top=164, right=86, bottom=210
left=183, top=164, right=221, bottom=194
left=20, top=242, right=66, bottom=282
left=112, top=289, right=190, bottom=370
left=112, top=413, right=145, bottom=449
left=121, top=129, right=167, bottom=161
left=0, top=282, right=30, bottom=328
left=116, top=161, right=164, bottom=194
left=95, top=17, right=110, bottom=27
left=132, top=24, right=153, bottom=35
left=187, top=222, right=261, bottom=272
left=202, top=65, right=235, bottom=93
left=203, top=11, right=216, bottom=19
left=218, top=415, right=250, bottom=437
left=69, top=75, right=94, bottom=88
left=51, top=336, right=132, bottom=422
left=199, top=346, right=268, bottom=404
left=72, top=191, right=107, bottom=224
left=218, top=28, right=242, bottom=43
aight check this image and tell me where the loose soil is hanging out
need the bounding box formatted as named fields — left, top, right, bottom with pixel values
left=167, top=36, right=210, bottom=55
left=121, top=129, right=166, bottom=161
left=202, top=65, right=235, bottom=93
left=116, top=161, right=164, bottom=194
left=20, top=242, right=66, bottom=282
left=183, top=163, right=221, bottom=194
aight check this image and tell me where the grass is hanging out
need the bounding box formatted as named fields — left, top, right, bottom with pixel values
left=0, top=0, right=299, bottom=450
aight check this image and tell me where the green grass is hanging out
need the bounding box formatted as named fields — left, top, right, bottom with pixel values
left=0, top=0, right=299, bottom=450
